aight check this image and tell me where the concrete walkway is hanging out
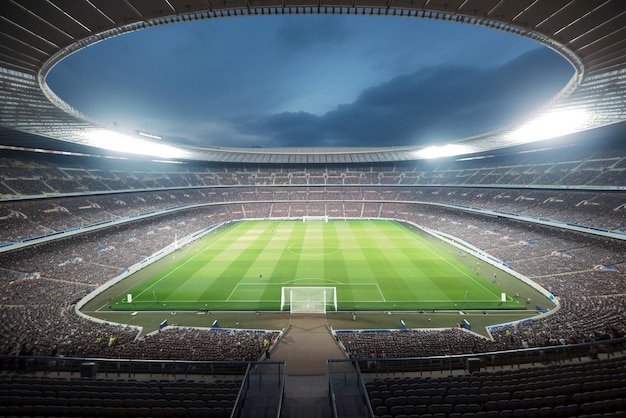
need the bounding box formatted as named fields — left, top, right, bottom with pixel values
left=271, top=314, right=348, bottom=375
left=270, top=314, right=352, bottom=418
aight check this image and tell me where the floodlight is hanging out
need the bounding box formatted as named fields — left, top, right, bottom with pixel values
left=81, top=128, right=188, bottom=159
left=415, top=143, right=471, bottom=159
left=506, top=109, right=591, bottom=142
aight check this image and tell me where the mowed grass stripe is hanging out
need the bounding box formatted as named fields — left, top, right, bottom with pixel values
left=258, top=221, right=303, bottom=304
left=333, top=221, right=377, bottom=283
left=113, top=220, right=529, bottom=311
left=365, top=221, right=455, bottom=302
left=386, top=221, right=441, bottom=283
left=242, top=221, right=283, bottom=281
left=350, top=221, right=422, bottom=302
left=333, top=221, right=381, bottom=305
left=323, top=221, right=350, bottom=301
left=412, top=226, right=502, bottom=302
left=130, top=223, right=242, bottom=303
left=271, top=222, right=305, bottom=285
left=376, top=221, right=439, bottom=301
left=345, top=220, right=464, bottom=306
left=197, top=221, right=275, bottom=302
left=165, top=223, right=250, bottom=303
left=386, top=221, right=482, bottom=302
left=294, top=223, right=326, bottom=282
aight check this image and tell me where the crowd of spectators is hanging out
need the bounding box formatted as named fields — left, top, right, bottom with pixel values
left=0, top=207, right=272, bottom=361
left=0, top=136, right=625, bottom=362
left=1, top=132, right=625, bottom=200
left=1, top=185, right=623, bottom=248
left=111, top=328, right=279, bottom=362
left=0, top=198, right=624, bottom=361
left=339, top=329, right=507, bottom=359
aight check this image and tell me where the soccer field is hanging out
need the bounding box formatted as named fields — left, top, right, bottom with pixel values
left=110, top=220, right=523, bottom=312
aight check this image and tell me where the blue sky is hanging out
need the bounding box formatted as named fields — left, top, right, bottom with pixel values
left=47, top=15, right=574, bottom=148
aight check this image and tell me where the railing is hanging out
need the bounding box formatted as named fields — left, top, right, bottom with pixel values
left=328, top=358, right=375, bottom=418
left=0, top=355, right=255, bottom=378
left=232, top=363, right=253, bottom=418
left=238, top=361, right=287, bottom=418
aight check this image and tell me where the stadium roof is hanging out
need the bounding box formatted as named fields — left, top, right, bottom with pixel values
left=0, top=0, right=625, bottom=163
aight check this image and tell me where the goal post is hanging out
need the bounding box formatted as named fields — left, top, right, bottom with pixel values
left=280, top=286, right=337, bottom=313
left=302, top=215, right=328, bottom=222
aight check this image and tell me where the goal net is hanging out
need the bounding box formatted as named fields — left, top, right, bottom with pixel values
left=302, top=215, right=328, bottom=222
left=280, top=286, right=337, bottom=313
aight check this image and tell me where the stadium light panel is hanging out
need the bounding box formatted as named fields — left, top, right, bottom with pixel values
left=82, top=129, right=187, bottom=159
left=506, top=109, right=591, bottom=143
left=415, top=143, right=471, bottom=159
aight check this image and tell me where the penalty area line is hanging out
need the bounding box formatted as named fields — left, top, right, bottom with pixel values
left=376, top=283, right=386, bottom=302
left=132, top=226, right=241, bottom=302
left=226, top=283, right=242, bottom=302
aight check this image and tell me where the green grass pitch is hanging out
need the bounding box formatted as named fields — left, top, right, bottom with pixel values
left=110, top=220, right=524, bottom=312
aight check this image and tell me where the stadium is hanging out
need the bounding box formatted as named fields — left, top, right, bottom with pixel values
left=1, top=1, right=625, bottom=417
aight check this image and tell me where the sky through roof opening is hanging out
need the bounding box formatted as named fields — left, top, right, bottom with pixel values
left=46, top=14, right=575, bottom=149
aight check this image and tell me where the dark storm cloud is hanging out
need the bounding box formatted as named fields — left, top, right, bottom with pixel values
left=237, top=47, right=573, bottom=147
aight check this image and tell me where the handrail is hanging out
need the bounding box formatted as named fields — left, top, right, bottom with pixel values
left=328, top=358, right=376, bottom=418
left=327, top=366, right=340, bottom=418
left=274, top=362, right=288, bottom=418
left=231, top=363, right=253, bottom=418
left=0, top=354, right=286, bottom=379
left=355, top=360, right=376, bottom=418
